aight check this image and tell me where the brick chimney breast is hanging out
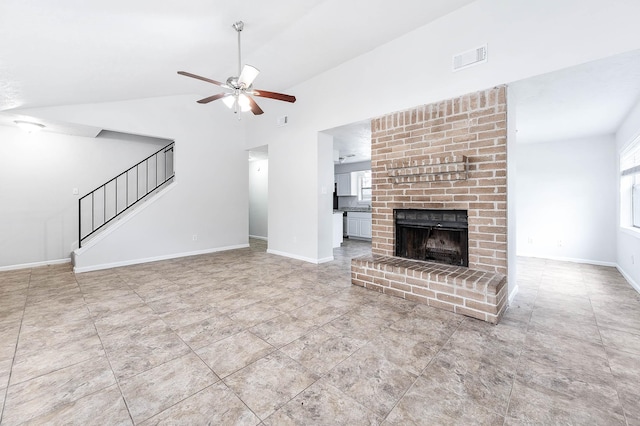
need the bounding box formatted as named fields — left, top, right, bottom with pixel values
left=352, top=86, right=508, bottom=324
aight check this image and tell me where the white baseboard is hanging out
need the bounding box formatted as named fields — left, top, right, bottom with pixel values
left=74, top=244, right=249, bottom=273
left=508, top=284, right=519, bottom=305
left=249, top=235, right=268, bottom=241
left=516, top=254, right=617, bottom=267
left=615, top=264, right=640, bottom=294
left=266, top=249, right=333, bottom=264
left=0, top=258, right=71, bottom=272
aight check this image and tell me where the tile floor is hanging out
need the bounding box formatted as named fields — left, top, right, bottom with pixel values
left=1, top=239, right=640, bottom=425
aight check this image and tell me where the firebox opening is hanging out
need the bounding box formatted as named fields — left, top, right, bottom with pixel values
left=395, top=209, right=469, bottom=267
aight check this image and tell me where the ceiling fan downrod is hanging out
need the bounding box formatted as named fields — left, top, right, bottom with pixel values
left=233, top=21, right=244, bottom=78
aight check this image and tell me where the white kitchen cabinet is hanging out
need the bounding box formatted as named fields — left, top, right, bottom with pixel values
left=336, top=173, right=357, bottom=196
left=347, top=217, right=359, bottom=236
left=359, top=217, right=372, bottom=238
left=346, top=212, right=372, bottom=239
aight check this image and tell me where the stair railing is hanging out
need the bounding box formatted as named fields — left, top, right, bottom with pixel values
left=78, top=141, right=175, bottom=247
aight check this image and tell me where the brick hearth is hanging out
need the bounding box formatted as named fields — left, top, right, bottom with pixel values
left=351, top=86, right=508, bottom=323
left=351, top=255, right=507, bottom=324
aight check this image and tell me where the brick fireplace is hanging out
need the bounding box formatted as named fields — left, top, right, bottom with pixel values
left=351, top=86, right=508, bottom=324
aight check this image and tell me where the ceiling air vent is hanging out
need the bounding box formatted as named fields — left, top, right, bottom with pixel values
left=453, top=44, right=487, bottom=72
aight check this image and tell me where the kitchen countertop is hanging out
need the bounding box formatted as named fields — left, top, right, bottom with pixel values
left=334, top=207, right=372, bottom=213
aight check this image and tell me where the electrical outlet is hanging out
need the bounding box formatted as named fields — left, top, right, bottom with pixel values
left=527, top=237, right=533, bottom=244
left=192, top=234, right=198, bottom=241
left=557, top=240, right=563, bottom=247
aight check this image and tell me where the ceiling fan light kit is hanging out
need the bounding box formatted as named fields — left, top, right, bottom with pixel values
left=238, top=65, right=260, bottom=88
left=178, top=21, right=296, bottom=116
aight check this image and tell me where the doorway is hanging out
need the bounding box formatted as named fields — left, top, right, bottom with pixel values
left=322, top=120, right=373, bottom=253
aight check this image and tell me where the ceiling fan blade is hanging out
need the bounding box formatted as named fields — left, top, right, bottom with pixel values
left=177, top=71, right=224, bottom=87
left=238, top=64, right=260, bottom=88
left=247, top=95, right=264, bottom=115
left=252, top=89, right=296, bottom=103
left=197, top=93, right=228, bottom=104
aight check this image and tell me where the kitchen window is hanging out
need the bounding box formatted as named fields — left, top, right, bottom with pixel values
left=357, top=170, right=372, bottom=204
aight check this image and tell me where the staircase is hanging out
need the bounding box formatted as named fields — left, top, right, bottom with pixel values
left=78, top=142, right=175, bottom=247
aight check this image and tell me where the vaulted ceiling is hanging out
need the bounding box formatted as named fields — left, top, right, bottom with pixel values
left=0, top=0, right=477, bottom=111
left=3, top=0, right=640, bottom=153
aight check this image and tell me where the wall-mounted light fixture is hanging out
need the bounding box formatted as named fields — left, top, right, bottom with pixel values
left=14, top=120, right=45, bottom=133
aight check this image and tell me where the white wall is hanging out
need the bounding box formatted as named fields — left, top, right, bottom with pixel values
left=516, top=135, right=617, bottom=265
left=19, top=95, right=248, bottom=271
left=264, top=124, right=321, bottom=262
left=246, top=0, right=640, bottom=277
left=249, top=159, right=268, bottom=239
left=262, top=128, right=334, bottom=263
left=317, top=132, right=335, bottom=263
left=616, top=97, right=640, bottom=290
left=0, top=125, right=167, bottom=268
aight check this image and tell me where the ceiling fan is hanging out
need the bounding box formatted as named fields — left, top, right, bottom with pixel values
left=178, top=21, right=296, bottom=115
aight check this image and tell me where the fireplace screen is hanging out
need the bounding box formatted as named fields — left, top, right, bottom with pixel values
left=395, top=209, right=468, bottom=267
